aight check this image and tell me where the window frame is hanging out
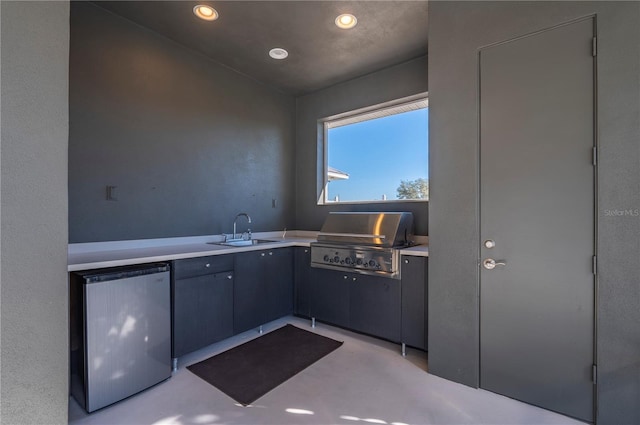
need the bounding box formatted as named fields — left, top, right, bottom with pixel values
left=317, top=92, right=429, bottom=205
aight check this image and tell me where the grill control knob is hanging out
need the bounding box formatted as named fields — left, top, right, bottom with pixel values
left=345, top=257, right=353, bottom=265
left=323, top=255, right=330, bottom=262
left=369, top=260, right=377, bottom=267
left=334, top=256, right=340, bottom=263
left=356, top=259, right=363, bottom=266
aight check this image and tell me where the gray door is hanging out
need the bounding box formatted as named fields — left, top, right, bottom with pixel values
left=479, top=18, right=595, bottom=422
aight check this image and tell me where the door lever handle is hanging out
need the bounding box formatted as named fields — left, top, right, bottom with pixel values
left=483, top=258, right=507, bottom=270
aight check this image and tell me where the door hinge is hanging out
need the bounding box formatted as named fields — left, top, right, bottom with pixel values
left=592, top=37, right=597, bottom=57
left=592, top=255, right=597, bottom=275
left=592, top=146, right=597, bottom=166
left=592, top=364, right=597, bottom=384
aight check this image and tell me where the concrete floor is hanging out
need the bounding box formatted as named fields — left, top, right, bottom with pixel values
left=69, top=316, right=585, bottom=425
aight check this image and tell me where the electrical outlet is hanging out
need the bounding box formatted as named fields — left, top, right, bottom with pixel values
left=106, top=185, right=118, bottom=201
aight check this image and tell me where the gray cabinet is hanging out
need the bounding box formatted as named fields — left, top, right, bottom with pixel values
left=263, top=247, right=294, bottom=323
left=350, top=274, right=401, bottom=343
left=310, top=268, right=350, bottom=326
left=167, top=249, right=426, bottom=359
left=233, top=247, right=293, bottom=334
left=311, top=268, right=401, bottom=342
left=294, top=247, right=312, bottom=317
left=172, top=255, right=234, bottom=358
left=401, top=255, right=427, bottom=350
left=233, top=250, right=263, bottom=333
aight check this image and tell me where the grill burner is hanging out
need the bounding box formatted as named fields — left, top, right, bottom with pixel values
left=311, top=212, right=414, bottom=279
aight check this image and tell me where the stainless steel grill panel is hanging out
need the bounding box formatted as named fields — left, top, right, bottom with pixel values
left=311, top=212, right=414, bottom=279
left=311, top=243, right=400, bottom=278
left=316, top=212, right=413, bottom=247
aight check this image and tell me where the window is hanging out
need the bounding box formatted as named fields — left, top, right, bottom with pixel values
left=319, top=94, right=428, bottom=204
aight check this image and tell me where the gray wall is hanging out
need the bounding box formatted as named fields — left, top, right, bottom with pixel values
left=0, top=1, right=70, bottom=424
left=428, top=2, right=640, bottom=424
left=294, top=56, right=429, bottom=235
left=69, top=2, right=296, bottom=243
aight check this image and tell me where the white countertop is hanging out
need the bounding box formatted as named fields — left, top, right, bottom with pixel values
left=399, top=244, right=429, bottom=257
left=68, top=231, right=428, bottom=271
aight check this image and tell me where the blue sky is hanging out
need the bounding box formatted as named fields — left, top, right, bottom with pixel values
left=327, top=108, right=428, bottom=202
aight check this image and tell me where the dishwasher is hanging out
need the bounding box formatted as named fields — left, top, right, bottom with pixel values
left=70, top=263, right=171, bottom=412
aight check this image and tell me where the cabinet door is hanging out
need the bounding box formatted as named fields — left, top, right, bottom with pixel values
left=349, top=274, right=401, bottom=342
left=233, top=251, right=264, bottom=334
left=310, top=268, right=349, bottom=327
left=401, top=256, right=427, bottom=350
left=200, top=272, right=234, bottom=347
left=294, top=247, right=312, bottom=317
left=173, top=272, right=234, bottom=357
left=173, top=274, right=207, bottom=357
left=263, top=248, right=293, bottom=323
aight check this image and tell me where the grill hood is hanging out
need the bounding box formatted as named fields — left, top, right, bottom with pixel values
left=316, top=212, right=414, bottom=248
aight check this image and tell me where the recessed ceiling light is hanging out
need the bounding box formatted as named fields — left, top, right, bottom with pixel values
left=335, top=13, right=357, bottom=29
left=269, top=48, right=289, bottom=60
left=193, top=5, right=218, bottom=21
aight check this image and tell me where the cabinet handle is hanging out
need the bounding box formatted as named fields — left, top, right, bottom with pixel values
left=404, top=259, right=409, bottom=264
left=261, top=253, right=265, bottom=257
left=205, top=263, right=211, bottom=268
left=353, top=277, right=357, bottom=281
left=269, top=252, right=273, bottom=256
left=227, top=275, right=233, bottom=280
left=304, top=249, right=309, bottom=253
left=343, top=275, right=348, bottom=279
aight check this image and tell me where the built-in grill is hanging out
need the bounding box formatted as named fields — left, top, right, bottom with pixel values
left=311, top=212, right=414, bottom=279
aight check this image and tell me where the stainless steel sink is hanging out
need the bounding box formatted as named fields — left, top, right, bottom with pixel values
left=207, top=239, right=281, bottom=247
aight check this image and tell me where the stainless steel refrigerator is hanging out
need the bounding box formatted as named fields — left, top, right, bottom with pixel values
left=70, top=263, right=172, bottom=412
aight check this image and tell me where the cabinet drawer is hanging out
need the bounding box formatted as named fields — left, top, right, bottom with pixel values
left=173, top=255, right=233, bottom=279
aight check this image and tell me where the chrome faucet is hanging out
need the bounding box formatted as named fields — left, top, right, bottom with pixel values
left=233, top=213, right=252, bottom=240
